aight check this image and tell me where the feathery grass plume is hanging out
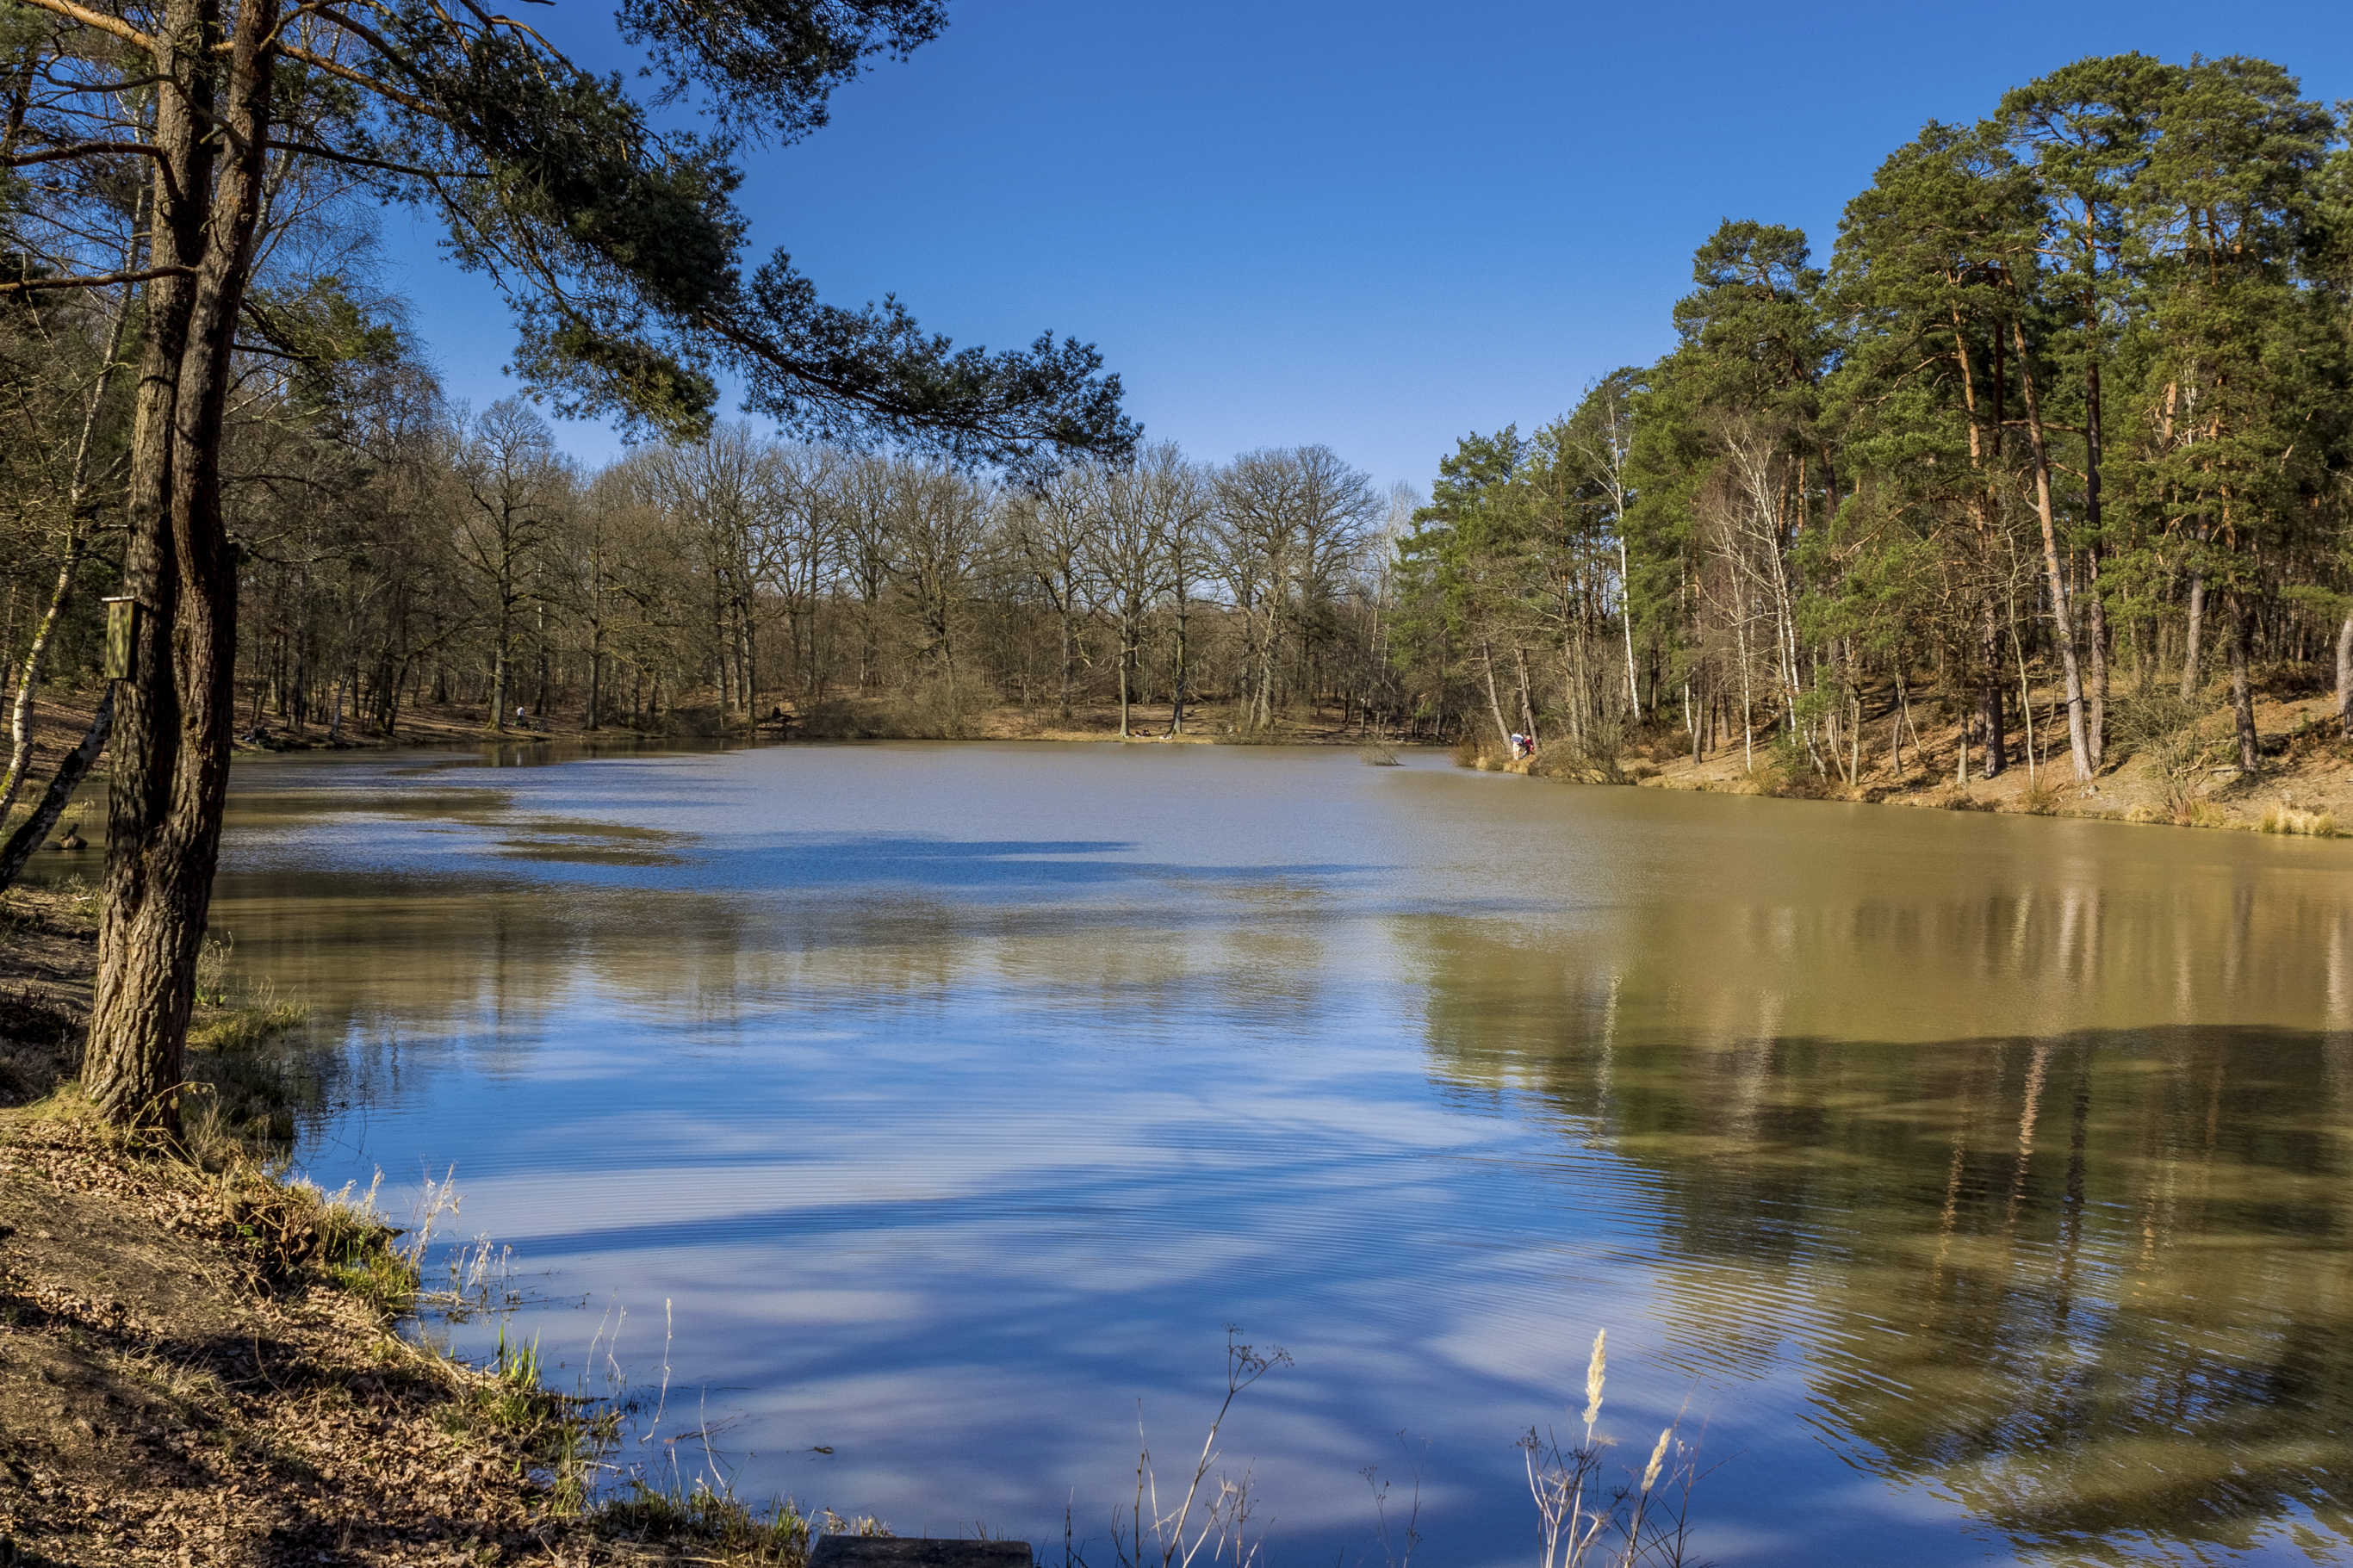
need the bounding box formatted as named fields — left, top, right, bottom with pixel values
left=1640, top=1426, right=1671, bottom=1494
left=1581, top=1329, right=1606, bottom=1440
left=1526, top=1331, right=1706, bottom=1566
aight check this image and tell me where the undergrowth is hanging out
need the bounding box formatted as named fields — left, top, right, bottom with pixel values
left=598, top=1486, right=823, bottom=1565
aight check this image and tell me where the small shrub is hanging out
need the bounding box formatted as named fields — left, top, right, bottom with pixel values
left=1572, top=713, right=1634, bottom=784
left=659, top=702, right=729, bottom=738
left=194, top=932, right=234, bottom=1006
left=328, top=1236, right=423, bottom=1317
left=2250, top=659, right=2327, bottom=701
left=789, top=697, right=876, bottom=740
left=217, top=1168, right=419, bottom=1306
left=1760, top=764, right=1832, bottom=800
left=2107, top=691, right=2219, bottom=817
left=872, top=669, right=998, bottom=739
left=2019, top=780, right=2062, bottom=816
left=2282, top=714, right=2347, bottom=761
left=1453, top=734, right=1504, bottom=770
left=1526, top=751, right=1613, bottom=785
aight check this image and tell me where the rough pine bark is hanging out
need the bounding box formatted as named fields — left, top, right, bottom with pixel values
left=2085, top=549, right=2108, bottom=770
left=1478, top=638, right=1512, bottom=751
left=2180, top=571, right=2206, bottom=701
left=86, top=0, right=277, bottom=1132
left=2009, top=319, right=2092, bottom=781
left=2227, top=595, right=2258, bottom=774
left=2083, top=341, right=2108, bottom=770
left=1981, top=673, right=2006, bottom=778
left=2335, top=615, right=2352, bottom=740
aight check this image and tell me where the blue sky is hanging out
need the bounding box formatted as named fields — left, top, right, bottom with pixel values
left=376, top=0, right=2353, bottom=493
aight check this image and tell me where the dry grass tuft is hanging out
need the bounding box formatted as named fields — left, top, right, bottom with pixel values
left=598, top=1485, right=819, bottom=1565
left=2259, top=803, right=2340, bottom=837
left=2176, top=798, right=2229, bottom=829
left=185, top=994, right=305, bottom=1053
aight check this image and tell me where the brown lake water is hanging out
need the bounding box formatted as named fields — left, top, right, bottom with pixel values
left=189, top=741, right=2353, bottom=1565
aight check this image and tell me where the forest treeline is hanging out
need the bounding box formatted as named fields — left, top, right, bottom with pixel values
left=3, top=367, right=1413, bottom=760
left=1399, top=53, right=2353, bottom=786
left=12, top=49, right=2353, bottom=863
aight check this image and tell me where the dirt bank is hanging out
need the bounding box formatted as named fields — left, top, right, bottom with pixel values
left=0, top=886, right=808, bottom=1567
left=1490, top=685, right=2353, bottom=838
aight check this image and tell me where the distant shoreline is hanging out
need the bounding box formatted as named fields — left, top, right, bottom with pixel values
left=20, top=680, right=2347, bottom=856
left=1468, top=683, right=2353, bottom=842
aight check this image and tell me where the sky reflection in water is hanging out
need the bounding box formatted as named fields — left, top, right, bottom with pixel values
left=207, top=742, right=2353, bottom=1567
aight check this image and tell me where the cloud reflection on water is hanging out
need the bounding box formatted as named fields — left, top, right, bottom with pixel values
left=209, top=742, right=2353, bottom=1567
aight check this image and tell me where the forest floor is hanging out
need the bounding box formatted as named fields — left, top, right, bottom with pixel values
left=0, top=886, right=814, bottom=1566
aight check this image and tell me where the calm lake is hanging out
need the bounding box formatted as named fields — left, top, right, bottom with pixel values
left=199, top=741, right=2353, bottom=1566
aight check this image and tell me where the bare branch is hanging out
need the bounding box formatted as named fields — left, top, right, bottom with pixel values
left=263, top=137, right=481, bottom=179
left=4, top=139, right=162, bottom=168
left=264, top=43, right=431, bottom=114
left=0, top=264, right=193, bottom=294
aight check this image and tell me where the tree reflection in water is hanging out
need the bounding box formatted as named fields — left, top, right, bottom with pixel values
left=1425, top=949, right=2353, bottom=1561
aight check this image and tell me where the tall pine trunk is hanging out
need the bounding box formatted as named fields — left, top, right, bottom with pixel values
left=86, top=0, right=279, bottom=1132
left=1058, top=604, right=1074, bottom=722
left=2227, top=594, right=2258, bottom=773
left=1478, top=637, right=1512, bottom=752
left=2083, top=332, right=2108, bottom=771
left=2010, top=319, right=2091, bottom=782
left=587, top=631, right=604, bottom=730
left=2180, top=570, right=2206, bottom=701
left=2335, top=615, right=2352, bottom=740
left=2084, top=550, right=2108, bottom=771
left=1980, top=604, right=2006, bottom=778
left=1617, top=536, right=1639, bottom=716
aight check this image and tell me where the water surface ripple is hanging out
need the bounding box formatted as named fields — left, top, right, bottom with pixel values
left=208, top=741, right=2353, bottom=1567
